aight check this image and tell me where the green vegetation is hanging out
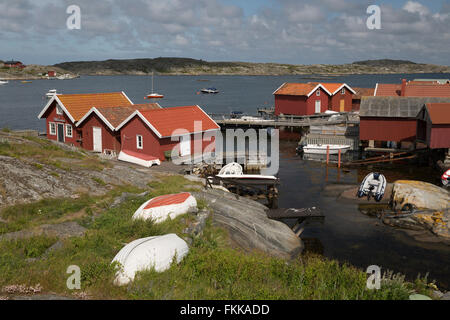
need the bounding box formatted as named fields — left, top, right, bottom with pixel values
left=0, top=175, right=436, bottom=300
left=92, top=177, right=107, bottom=186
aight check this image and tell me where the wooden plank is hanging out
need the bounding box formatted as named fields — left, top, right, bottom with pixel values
left=267, top=207, right=323, bottom=219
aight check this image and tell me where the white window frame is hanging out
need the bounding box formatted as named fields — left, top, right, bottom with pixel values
left=316, top=90, right=320, bottom=96
left=49, top=122, right=56, bottom=135
left=341, top=88, right=346, bottom=95
left=136, top=135, right=143, bottom=150
left=65, top=124, right=73, bottom=138
left=56, top=105, right=63, bottom=115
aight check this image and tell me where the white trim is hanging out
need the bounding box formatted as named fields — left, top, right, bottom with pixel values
left=316, top=90, right=320, bottom=96
left=56, top=105, right=63, bottom=115
left=37, top=96, right=76, bottom=123
left=65, top=124, right=73, bottom=138
left=374, top=83, right=379, bottom=96
left=272, top=82, right=287, bottom=95
left=136, top=135, right=143, bottom=149
left=122, top=91, right=134, bottom=105
left=49, top=122, right=56, bottom=135
left=76, top=107, right=116, bottom=131
left=330, top=83, right=356, bottom=95
left=116, top=111, right=163, bottom=138
left=307, top=84, right=332, bottom=97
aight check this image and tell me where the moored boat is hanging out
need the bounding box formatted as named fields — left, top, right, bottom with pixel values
left=46, top=89, right=58, bottom=99
left=201, top=87, right=219, bottom=94
left=301, top=144, right=350, bottom=155
left=145, top=72, right=164, bottom=99
left=0, top=80, right=8, bottom=85
left=357, top=172, right=387, bottom=202
left=215, top=162, right=278, bottom=184
left=442, top=169, right=450, bottom=187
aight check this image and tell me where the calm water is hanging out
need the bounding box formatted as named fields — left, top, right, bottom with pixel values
left=1, top=74, right=449, bottom=289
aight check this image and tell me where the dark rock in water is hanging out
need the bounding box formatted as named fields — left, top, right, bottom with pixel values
left=193, top=189, right=303, bottom=259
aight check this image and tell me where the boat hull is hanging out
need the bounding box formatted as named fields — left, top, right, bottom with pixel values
left=302, top=145, right=350, bottom=155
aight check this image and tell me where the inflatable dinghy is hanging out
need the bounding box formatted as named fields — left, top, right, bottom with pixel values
left=132, top=192, right=197, bottom=223
left=112, top=234, right=189, bottom=286
left=357, top=172, right=387, bottom=202
left=442, top=169, right=450, bottom=187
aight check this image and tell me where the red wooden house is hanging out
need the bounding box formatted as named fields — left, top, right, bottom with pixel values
left=75, top=104, right=161, bottom=155
left=115, top=105, right=220, bottom=166
left=37, top=92, right=134, bottom=147
left=3, top=60, right=25, bottom=68
left=273, top=82, right=355, bottom=116
left=417, top=103, right=450, bottom=149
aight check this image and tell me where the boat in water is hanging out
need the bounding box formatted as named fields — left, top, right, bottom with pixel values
left=0, top=80, right=8, bottom=85
left=145, top=72, right=164, bottom=99
left=201, top=87, right=219, bottom=94
left=357, top=172, right=387, bottom=202
left=46, top=89, right=58, bottom=99
left=300, top=144, right=351, bottom=155
left=442, top=169, right=450, bottom=187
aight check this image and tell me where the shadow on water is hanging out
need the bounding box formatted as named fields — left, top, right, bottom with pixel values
left=277, top=140, right=450, bottom=290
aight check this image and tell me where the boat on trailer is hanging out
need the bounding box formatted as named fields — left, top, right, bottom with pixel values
left=301, top=144, right=351, bottom=155
left=357, top=172, right=387, bottom=202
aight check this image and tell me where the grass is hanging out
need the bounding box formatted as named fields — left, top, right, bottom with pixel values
left=0, top=176, right=437, bottom=300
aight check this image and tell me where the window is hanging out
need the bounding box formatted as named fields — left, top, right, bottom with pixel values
left=341, top=88, right=346, bottom=95
left=136, top=135, right=143, bottom=149
left=66, top=124, right=73, bottom=138
left=316, top=90, right=320, bottom=96
left=56, top=105, right=63, bottom=115
left=49, top=122, right=56, bottom=135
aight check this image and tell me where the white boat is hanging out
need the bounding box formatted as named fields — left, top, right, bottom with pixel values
left=301, top=144, right=350, bottom=155
left=357, top=172, right=387, bottom=202
left=145, top=72, right=164, bottom=99
left=46, top=89, right=58, bottom=99
left=201, top=87, right=219, bottom=94
left=111, top=234, right=189, bottom=286
left=442, top=169, right=450, bottom=187
left=0, top=80, right=8, bottom=85
left=215, top=162, right=278, bottom=184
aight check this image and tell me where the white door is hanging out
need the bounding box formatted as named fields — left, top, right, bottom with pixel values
left=179, top=135, right=191, bottom=157
left=315, top=100, right=321, bottom=113
left=93, top=127, right=102, bottom=152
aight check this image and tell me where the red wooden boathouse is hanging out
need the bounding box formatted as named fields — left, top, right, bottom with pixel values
left=417, top=103, right=450, bottom=149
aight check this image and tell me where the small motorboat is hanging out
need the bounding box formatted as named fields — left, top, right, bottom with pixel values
left=215, top=162, right=278, bottom=185
left=46, top=89, right=58, bottom=99
left=301, top=144, right=350, bottom=155
left=0, top=80, right=8, bottom=85
left=442, top=169, right=450, bottom=187
left=357, top=172, right=387, bottom=202
left=201, top=87, right=219, bottom=94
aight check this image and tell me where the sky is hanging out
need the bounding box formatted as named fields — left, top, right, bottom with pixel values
left=0, top=0, right=449, bottom=66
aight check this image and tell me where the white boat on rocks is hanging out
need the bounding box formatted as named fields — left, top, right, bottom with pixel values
left=112, top=234, right=189, bottom=286
left=301, top=144, right=350, bottom=155
left=132, top=192, right=198, bottom=223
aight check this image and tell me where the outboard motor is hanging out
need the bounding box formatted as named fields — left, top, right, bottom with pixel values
left=373, top=172, right=380, bottom=180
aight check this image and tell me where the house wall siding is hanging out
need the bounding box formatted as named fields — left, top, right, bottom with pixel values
left=78, top=113, right=121, bottom=153
left=360, top=117, right=418, bottom=142
left=275, top=88, right=330, bottom=116
left=430, top=125, right=450, bottom=149
left=44, top=101, right=80, bottom=146
left=330, top=90, right=353, bottom=112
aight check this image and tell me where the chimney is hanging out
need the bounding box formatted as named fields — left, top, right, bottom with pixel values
left=401, top=79, right=407, bottom=96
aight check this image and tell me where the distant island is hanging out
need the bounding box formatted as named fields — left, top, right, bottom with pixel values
left=1, top=58, right=449, bottom=80
left=54, top=58, right=450, bottom=76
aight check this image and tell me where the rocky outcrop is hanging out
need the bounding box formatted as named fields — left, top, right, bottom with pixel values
left=391, top=180, right=449, bottom=211
left=193, top=189, right=303, bottom=259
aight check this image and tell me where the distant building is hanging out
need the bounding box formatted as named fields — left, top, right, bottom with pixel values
left=352, top=87, right=375, bottom=111
left=47, top=70, right=56, bottom=78
left=273, top=82, right=356, bottom=116
left=417, top=103, right=450, bottom=149
left=359, top=97, right=450, bottom=149
left=3, top=60, right=25, bottom=68
left=374, top=79, right=450, bottom=97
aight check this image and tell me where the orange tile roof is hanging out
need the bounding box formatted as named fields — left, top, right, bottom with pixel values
left=375, top=84, right=402, bottom=96
left=309, top=82, right=346, bottom=94
left=353, top=87, right=375, bottom=99
left=405, top=84, right=450, bottom=97
left=95, top=104, right=161, bottom=128
left=274, top=83, right=318, bottom=96
left=57, top=92, right=132, bottom=121
left=426, top=103, right=450, bottom=124
left=139, top=106, right=220, bottom=137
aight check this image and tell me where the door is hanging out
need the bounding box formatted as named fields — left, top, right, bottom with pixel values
left=340, top=99, right=345, bottom=112
left=93, top=127, right=102, bottom=152
left=179, top=135, right=191, bottom=157
left=315, top=100, right=321, bottom=113
left=57, top=123, right=64, bottom=142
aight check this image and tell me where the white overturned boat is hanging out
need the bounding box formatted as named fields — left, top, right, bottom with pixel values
left=215, top=162, right=278, bottom=184
left=302, top=144, right=350, bottom=155
left=357, top=172, right=387, bottom=202
left=112, top=234, right=189, bottom=286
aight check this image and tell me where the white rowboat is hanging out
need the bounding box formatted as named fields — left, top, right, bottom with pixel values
left=302, top=144, right=350, bottom=155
